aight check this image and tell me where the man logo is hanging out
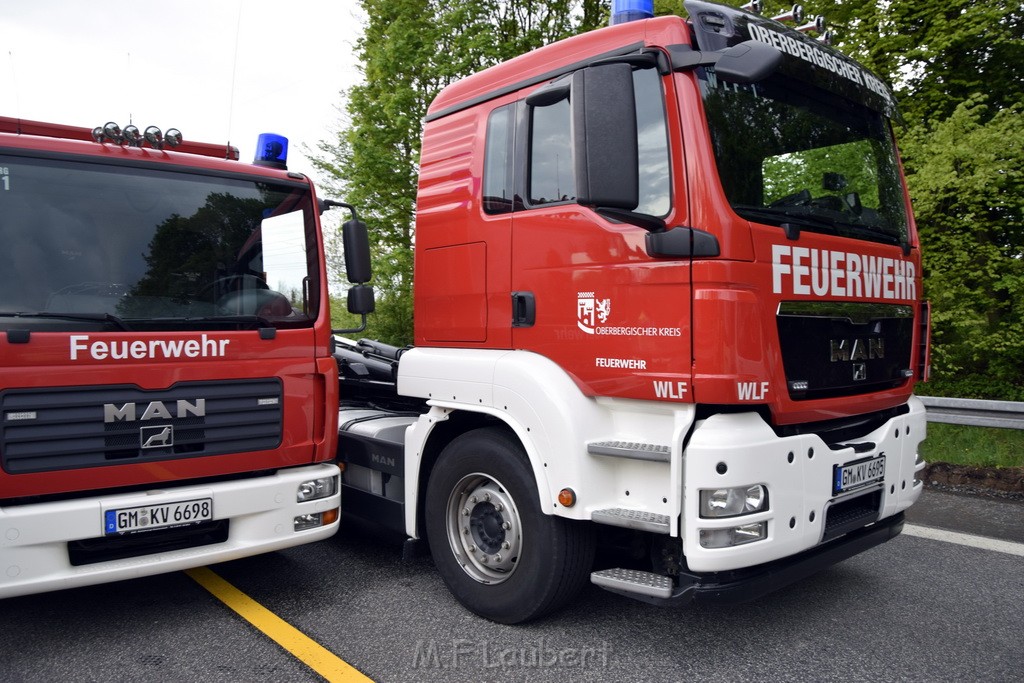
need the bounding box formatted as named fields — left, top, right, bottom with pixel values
left=104, top=399, right=206, bottom=424
left=830, top=338, right=884, bottom=362
left=141, top=425, right=173, bottom=449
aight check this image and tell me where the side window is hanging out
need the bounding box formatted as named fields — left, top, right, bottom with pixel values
left=528, top=98, right=574, bottom=205
left=525, top=68, right=671, bottom=214
left=483, top=105, right=514, bottom=214
left=634, top=68, right=671, bottom=217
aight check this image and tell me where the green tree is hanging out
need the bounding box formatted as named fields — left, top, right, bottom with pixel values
left=793, top=0, right=1024, bottom=398
left=314, top=0, right=435, bottom=345
left=314, top=0, right=609, bottom=345
left=901, top=98, right=1024, bottom=399
left=799, top=0, right=1023, bottom=126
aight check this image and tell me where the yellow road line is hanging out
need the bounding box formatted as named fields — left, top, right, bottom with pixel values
left=186, top=566, right=373, bottom=683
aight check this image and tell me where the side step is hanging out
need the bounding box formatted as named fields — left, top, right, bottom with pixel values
left=587, top=441, right=670, bottom=463
left=591, top=568, right=673, bottom=600
left=592, top=508, right=670, bottom=534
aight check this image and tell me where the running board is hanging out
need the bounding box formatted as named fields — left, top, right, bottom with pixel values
left=587, top=441, right=670, bottom=463
left=591, top=568, right=674, bottom=600
left=592, top=508, right=670, bottom=534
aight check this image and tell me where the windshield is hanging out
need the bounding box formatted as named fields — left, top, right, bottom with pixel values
left=0, top=155, right=320, bottom=331
left=698, top=70, right=909, bottom=247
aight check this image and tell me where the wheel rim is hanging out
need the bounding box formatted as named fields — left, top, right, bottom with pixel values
left=445, top=472, right=523, bottom=584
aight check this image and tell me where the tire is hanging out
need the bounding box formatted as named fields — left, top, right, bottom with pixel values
left=424, top=427, right=595, bottom=624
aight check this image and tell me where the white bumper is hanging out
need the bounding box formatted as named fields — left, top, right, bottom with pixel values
left=683, top=397, right=926, bottom=572
left=0, top=463, right=340, bottom=599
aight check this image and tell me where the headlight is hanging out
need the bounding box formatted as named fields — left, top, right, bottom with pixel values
left=297, top=475, right=338, bottom=502
left=699, top=484, right=768, bottom=518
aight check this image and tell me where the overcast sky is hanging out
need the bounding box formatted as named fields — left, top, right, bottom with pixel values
left=2, top=0, right=365, bottom=179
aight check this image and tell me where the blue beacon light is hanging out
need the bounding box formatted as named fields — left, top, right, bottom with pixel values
left=610, top=0, right=654, bottom=25
left=254, top=133, right=289, bottom=169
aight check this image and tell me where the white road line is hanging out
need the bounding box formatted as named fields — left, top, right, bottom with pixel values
left=903, top=523, right=1024, bottom=558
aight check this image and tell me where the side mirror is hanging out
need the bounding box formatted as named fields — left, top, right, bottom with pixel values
left=707, top=40, right=782, bottom=84
left=342, top=218, right=372, bottom=285
left=668, top=40, right=782, bottom=84
left=823, top=172, right=848, bottom=191
left=347, top=284, right=375, bottom=316
left=571, top=62, right=639, bottom=211
left=322, top=200, right=376, bottom=334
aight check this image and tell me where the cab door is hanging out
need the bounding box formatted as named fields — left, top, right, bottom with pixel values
left=509, top=63, right=694, bottom=403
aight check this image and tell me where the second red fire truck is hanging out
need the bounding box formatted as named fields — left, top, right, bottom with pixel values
left=333, top=0, right=930, bottom=623
left=0, top=118, right=373, bottom=598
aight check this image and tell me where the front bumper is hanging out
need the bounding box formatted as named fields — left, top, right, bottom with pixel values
left=0, top=463, right=340, bottom=599
left=682, top=397, right=925, bottom=573
left=607, top=512, right=905, bottom=607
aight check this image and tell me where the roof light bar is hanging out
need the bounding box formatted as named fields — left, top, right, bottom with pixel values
left=91, top=121, right=183, bottom=150
left=741, top=1, right=762, bottom=12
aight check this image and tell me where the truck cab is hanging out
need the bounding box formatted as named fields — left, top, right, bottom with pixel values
left=336, top=0, right=928, bottom=623
left=0, top=119, right=348, bottom=597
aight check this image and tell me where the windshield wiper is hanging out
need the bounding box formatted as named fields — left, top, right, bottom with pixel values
left=734, top=206, right=840, bottom=232
left=734, top=206, right=902, bottom=246
left=0, top=311, right=130, bottom=330
left=150, top=314, right=275, bottom=329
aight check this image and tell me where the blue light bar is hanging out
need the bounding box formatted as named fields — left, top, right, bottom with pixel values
left=610, top=0, right=654, bottom=25
left=254, top=133, right=288, bottom=169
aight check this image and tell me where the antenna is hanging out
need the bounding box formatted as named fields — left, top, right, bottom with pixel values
left=127, top=52, right=132, bottom=125
left=8, top=51, right=21, bottom=121
left=226, top=0, right=243, bottom=155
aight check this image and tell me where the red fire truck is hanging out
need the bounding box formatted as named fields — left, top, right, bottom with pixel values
left=334, top=0, right=930, bottom=623
left=0, top=118, right=373, bottom=597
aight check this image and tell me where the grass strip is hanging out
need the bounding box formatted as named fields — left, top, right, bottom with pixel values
left=920, top=423, right=1024, bottom=469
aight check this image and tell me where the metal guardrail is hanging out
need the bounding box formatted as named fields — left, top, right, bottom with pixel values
left=918, top=396, right=1024, bottom=430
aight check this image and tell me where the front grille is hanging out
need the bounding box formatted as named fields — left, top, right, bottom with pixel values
left=68, top=520, right=229, bottom=566
left=1, top=379, right=282, bottom=474
left=777, top=302, right=914, bottom=400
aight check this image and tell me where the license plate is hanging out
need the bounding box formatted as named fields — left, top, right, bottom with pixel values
left=104, top=498, right=213, bottom=535
left=833, top=455, right=885, bottom=495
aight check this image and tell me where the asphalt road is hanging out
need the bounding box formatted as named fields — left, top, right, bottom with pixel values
left=2, top=487, right=1022, bottom=683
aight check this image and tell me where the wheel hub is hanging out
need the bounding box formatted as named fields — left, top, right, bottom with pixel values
left=447, top=475, right=522, bottom=583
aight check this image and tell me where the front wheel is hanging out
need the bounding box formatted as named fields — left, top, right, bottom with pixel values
left=424, top=427, right=594, bottom=624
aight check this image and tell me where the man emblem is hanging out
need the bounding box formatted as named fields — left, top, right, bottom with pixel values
left=853, top=363, right=867, bottom=381
left=141, top=425, right=173, bottom=449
